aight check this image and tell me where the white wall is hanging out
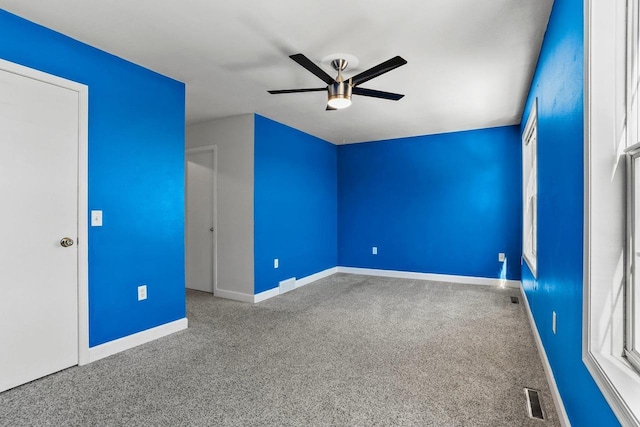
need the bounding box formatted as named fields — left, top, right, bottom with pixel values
left=186, top=114, right=254, bottom=296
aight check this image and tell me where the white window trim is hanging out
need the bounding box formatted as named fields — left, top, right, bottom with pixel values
left=523, top=99, right=538, bottom=278
left=626, top=0, right=640, bottom=373
left=626, top=145, right=640, bottom=373
left=584, top=0, right=640, bottom=425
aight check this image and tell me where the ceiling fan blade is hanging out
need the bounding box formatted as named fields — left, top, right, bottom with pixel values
left=352, top=87, right=405, bottom=101
left=326, top=105, right=337, bottom=111
left=290, top=54, right=336, bottom=85
left=268, top=88, right=327, bottom=94
left=350, top=56, right=407, bottom=87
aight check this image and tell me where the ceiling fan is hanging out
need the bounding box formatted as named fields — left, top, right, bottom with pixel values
left=268, top=53, right=407, bottom=110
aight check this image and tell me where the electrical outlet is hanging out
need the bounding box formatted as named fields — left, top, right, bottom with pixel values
left=372, top=246, right=378, bottom=255
left=552, top=311, right=557, bottom=334
left=498, top=252, right=506, bottom=262
left=274, top=258, right=279, bottom=269
left=138, top=285, right=147, bottom=301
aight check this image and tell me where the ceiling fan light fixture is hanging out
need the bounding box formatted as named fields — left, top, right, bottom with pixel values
left=327, top=96, right=352, bottom=109
left=267, top=53, right=406, bottom=111
left=328, top=82, right=352, bottom=109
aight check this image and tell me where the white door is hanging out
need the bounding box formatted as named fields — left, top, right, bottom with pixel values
left=186, top=149, right=215, bottom=293
left=0, top=68, right=80, bottom=392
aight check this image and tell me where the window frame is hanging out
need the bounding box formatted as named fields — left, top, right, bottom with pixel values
left=626, top=0, right=640, bottom=372
left=627, top=146, right=640, bottom=373
left=583, top=0, right=640, bottom=424
left=523, top=98, right=538, bottom=278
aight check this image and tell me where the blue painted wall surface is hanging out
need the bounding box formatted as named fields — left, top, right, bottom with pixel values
left=0, top=11, right=186, bottom=347
left=254, top=115, right=337, bottom=294
left=520, top=0, right=619, bottom=425
left=338, top=126, right=521, bottom=281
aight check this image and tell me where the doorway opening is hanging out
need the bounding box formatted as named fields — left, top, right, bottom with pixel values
left=185, top=145, right=217, bottom=294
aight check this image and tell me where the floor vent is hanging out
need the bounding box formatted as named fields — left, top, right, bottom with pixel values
left=510, top=296, right=520, bottom=304
left=524, top=388, right=545, bottom=420
left=279, top=278, right=296, bottom=295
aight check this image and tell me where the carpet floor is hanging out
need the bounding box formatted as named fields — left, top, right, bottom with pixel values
left=0, top=274, right=560, bottom=426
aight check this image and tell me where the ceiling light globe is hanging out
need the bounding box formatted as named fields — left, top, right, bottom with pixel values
left=327, top=96, right=352, bottom=109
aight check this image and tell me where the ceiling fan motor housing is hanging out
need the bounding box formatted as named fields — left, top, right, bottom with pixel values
left=328, top=81, right=352, bottom=108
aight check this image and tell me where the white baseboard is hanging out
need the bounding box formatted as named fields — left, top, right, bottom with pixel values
left=251, top=267, right=339, bottom=303
left=87, top=318, right=188, bottom=364
left=254, top=287, right=280, bottom=303
left=296, top=267, right=338, bottom=288
left=214, top=288, right=255, bottom=303
left=218, top=266, right=517, bottom=305
left=214, top=286, right=284, bottom=303
left=519, top=287, right=571, bottom=426
left=336, top=266, right=521, bottom=289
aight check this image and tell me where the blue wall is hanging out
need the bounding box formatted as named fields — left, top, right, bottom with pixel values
left=254, top=115, right=338, bottom=294
left=338, top=126, right=522, bottom=281
left=520, top=0, right=619, bottom=425
left=0, top=11, right=186, bottom=347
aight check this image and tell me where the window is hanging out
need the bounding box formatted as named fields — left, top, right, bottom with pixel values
left=627, top=148, right=640, bottom=373
left=584, top=0, right=640, bottom=424
left=522, top=99, right=538, bottom=277
left=627, top=0, right=640, bottom=374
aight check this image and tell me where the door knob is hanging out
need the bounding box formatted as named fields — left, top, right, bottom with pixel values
left=209, top=227, right=214, bottom=232
left=60, top=237, right=74, bottom=247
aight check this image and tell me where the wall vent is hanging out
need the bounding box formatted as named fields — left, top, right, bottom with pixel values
left=279, top=278, right=296, bottom=294
left=524, top=388, right=544, bottom=420
left=510, top=296, right=520, bottom=304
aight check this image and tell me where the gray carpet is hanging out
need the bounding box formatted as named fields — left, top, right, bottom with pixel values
left=0, top=274, right=560, bottom=426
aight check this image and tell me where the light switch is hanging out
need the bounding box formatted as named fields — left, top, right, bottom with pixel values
left=91, top=210, right=103, bottom=227
left=498, top=252, right=506, bottom=262
left=372, top=247, right=378, bottom=255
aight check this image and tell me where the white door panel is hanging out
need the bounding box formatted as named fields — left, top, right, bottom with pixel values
left=0, top=68, right=79, bottom=392
left=186, top=150, right=215, bottom=293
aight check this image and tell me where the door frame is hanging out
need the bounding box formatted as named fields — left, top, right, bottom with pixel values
left=185, top=145, right=218, bottom=294
left=0, top=59, right=90, bottom=365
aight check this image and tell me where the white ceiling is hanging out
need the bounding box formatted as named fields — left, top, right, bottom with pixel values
left=1, top=0, right=554, bottom=144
